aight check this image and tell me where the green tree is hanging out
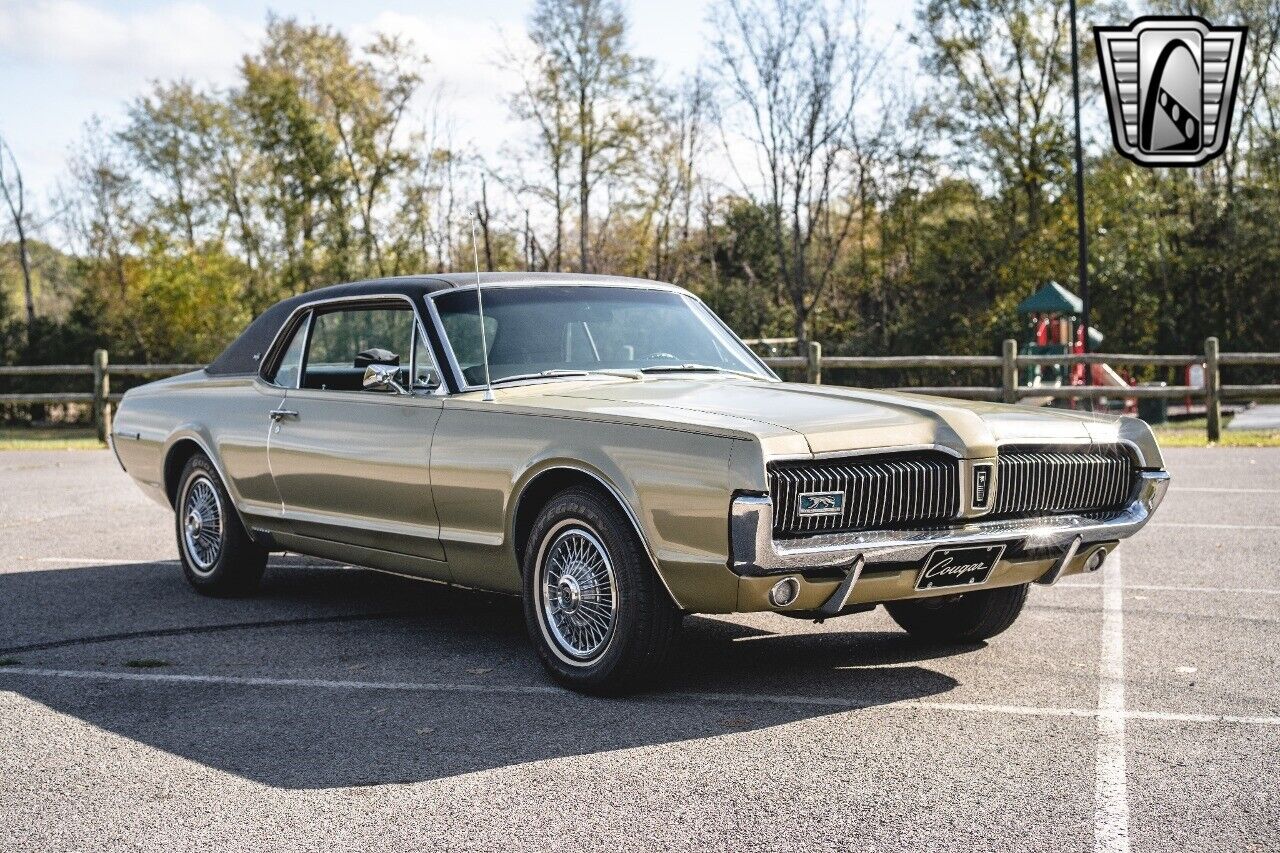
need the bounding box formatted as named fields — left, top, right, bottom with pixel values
left=527, top=0, right=653, bottom=272
left=709, top=0, right=883, bottom=343
left=0, top=136, right=36, bottom=328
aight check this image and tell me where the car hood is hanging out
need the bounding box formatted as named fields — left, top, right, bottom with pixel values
left=501, top=376, right=1158, bottom=463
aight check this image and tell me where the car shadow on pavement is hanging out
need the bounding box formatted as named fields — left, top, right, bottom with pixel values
left=0, top=559, right=973, bottom=789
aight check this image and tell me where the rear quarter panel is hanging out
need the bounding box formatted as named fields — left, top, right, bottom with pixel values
left=113, top=372, right=283, bottom=520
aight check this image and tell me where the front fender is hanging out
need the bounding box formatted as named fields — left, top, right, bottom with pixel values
left=505, top=432, right=748, bottom=613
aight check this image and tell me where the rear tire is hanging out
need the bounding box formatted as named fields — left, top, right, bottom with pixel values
left=885, top=584, right=1028, bottom=643
left=522, top=487, right=681, bottom=695
left=174, top=453, right=267, bottom=596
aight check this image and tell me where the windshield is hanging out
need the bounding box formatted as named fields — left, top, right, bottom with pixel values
left=433, top=285, right=772, bottom=386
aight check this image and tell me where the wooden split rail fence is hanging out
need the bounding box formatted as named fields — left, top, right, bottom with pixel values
left=755, top=337, right=1278, bottom=441
left=0, top=351, right=202, bottom=442
left=0, top=339, right=1277, bottom=443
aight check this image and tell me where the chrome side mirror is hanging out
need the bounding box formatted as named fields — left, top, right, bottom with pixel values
left=363, top=363, right=409, bottom=395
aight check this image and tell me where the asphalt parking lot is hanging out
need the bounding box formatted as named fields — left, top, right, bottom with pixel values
left=1, top=447, right=1277, bottom=852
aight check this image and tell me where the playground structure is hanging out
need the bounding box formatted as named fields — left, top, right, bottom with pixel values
left=1017, top=281, right=1139, bottom=414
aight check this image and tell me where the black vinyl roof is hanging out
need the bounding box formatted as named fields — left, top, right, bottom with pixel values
left=204, top=272, right=666, bottom=376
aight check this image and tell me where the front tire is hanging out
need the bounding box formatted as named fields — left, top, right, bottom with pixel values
left=174, top=453, right=267, bottom=596
left=522, top=487, right=681, bottom=694
left=885, top=584, right=1029, bottom=643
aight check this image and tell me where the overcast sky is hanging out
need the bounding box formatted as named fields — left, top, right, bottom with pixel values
left=0, top=0, right=914, bottom=213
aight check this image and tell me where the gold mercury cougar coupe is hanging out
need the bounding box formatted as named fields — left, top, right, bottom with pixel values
left=112, top=273, right=1170, bottom=693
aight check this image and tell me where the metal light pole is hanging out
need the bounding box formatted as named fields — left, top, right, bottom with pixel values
left=1068, top=0, right=1091, bottom=401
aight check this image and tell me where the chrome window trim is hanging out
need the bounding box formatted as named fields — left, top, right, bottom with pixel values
left=261, top=309, right=313, bottom=391
left=426, top=282, right=776, bottom=393
left=692, top=294, right=779, bottom=380
left=256, top=293, right=445, bottom=398
left=421, top=289, right=466, bottom=394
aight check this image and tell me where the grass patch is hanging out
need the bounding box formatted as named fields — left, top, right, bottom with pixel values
left=0, top=426, right=104, bottom=450
left=0, top=657, right=20, bottom=666
left=123, top=658, right=171, bottom=669
left=1153, top=416, right=1280, bottom=447
left=1153, top=429, right=1280, bottom=448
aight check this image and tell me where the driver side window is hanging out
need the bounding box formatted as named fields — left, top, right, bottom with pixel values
left=302, top=305, right=414, bottom=392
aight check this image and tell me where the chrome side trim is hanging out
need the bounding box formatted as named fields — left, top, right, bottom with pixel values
left=730, top=470, right=1169, bottom=576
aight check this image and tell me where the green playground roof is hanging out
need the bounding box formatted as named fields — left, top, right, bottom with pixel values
left=1017, top=281, right=1083, bottom=315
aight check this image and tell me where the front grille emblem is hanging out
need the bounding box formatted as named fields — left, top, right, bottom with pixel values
left=797, top=491, right=844, bottom=517
left=972, top=464, right=993, bottom=509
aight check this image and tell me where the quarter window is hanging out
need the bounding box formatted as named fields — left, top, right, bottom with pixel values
left=411, top=323, right=440, bottom=390
left=267, top=313, right=309, bottom=388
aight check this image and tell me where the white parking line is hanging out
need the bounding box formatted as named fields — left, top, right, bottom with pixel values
left=35, top=557, right=176, bottom=565
left=1172, top=487, right=1280, bottom=494
left=1095, top=552, right=1128, bottom=853
left=32, top=557, right=349, bottom=569
left=1054, top=583, right=1280, bottom=595
left=1, top=664, right=1277, bottom=726
left=1149, top=522, right=1280, bottom=531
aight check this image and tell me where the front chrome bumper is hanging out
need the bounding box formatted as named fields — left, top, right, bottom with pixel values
left=730, top=470, right=1170, bottom=576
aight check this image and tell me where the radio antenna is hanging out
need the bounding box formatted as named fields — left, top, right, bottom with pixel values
left=469, top=207, right=494, bottom=402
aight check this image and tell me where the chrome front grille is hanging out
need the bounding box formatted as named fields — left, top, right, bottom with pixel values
left=991, top=446, right=1136, bottom=518
left=766, top=445, right=1138, bottom=540
left=768, top=452, right=960, bottom=539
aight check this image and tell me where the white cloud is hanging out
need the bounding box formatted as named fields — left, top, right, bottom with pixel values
left=0, top=0, right=258, bottom=93
left=349, top=11, right=528, bottom=156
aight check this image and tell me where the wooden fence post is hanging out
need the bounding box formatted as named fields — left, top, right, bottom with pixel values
left=1002, top=339, right=1019, bottom=404
left=807, top=341, right=822, bottom=385
left=93, top=349, right=110, bottom=443
left=1205, top=337, right=1221, bottom=442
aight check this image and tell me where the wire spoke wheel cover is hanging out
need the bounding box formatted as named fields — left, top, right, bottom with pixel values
left=537, top=522, right=619, bottom=664
left=181, top=474, right=224, bottom=574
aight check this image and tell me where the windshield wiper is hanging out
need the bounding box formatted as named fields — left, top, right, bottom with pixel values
left=639, top=364, right=768, bottom=380
left=489, top=369, right=591, bottom=386
left=489, top=365, right=757, bottom=387
left=488, top=369, right=644, bottom=386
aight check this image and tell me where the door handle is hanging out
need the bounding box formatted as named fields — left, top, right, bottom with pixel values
left=269, top=408, right=299, bottom=422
